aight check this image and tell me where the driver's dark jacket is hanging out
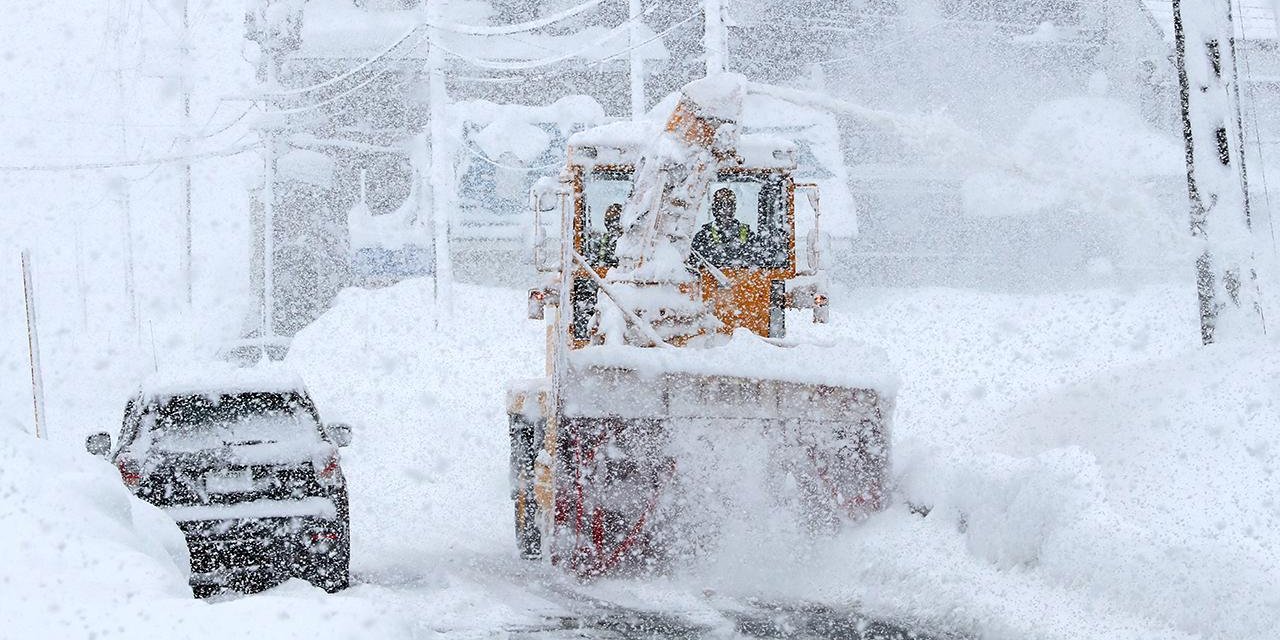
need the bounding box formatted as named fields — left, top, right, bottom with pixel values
left=691, top=221, right=753, bottom=267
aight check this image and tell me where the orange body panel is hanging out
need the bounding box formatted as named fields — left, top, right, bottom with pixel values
left=702, top=268, right=789, bottom=337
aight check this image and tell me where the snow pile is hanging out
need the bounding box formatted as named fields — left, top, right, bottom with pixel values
left=285, top=281, right=556, bottom=633
left=962, top=97, right=1182, bottom=236
left=138, top=363, right=308, bottom=399
left=735, top=283, right=1280, bottom=640
left=6, top=272, right=1276, bottom=639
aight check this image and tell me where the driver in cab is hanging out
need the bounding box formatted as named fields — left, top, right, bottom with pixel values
left=692, top=188, right=754, bottom=268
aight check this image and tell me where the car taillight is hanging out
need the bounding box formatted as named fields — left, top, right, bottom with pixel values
left=316, top=451, right=342, bottom=486
left=116, top=458, right=142, bottom=487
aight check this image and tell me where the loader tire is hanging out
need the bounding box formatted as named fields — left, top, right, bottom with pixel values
left=515, top=491, right=541, bottom=559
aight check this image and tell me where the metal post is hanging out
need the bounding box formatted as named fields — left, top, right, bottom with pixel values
left=263, top=127, right=277, bottom=338
left=427, top=0, right=453, bottom=321
left=261, top=48, right=280, bottom=339
left=1272, top=0, right=1280, bottom=45
left=21, top=250, right=46, bottom=440
left=704, top=0, right=725, bottom=75
left=1172, top=0, right=1265, bottom=344
left=181, top=0, right=193, bottom=305
left=629, top=0, right=646, bottom=118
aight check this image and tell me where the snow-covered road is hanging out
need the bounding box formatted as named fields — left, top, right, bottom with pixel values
left=5, top=277, right=1278, bottom=639
left=342, top=551, right=952, bottom=639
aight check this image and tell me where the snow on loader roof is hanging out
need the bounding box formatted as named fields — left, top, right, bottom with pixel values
left=568, top=120, right=799, bottom=171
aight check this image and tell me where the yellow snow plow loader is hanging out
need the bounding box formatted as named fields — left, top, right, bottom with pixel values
left=507, top=75, right=893, bottom=577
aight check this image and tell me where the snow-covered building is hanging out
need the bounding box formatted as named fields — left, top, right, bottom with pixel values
left=247, top=0, right=685, bottom=333
left=770, top=0, right=1280, bottom=290
left=247, top=0, right=1280, bottom=334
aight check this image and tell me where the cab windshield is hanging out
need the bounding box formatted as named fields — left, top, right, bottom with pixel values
left=580, top=168, right=790, bottom=269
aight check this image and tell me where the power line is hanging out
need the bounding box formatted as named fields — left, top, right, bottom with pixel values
left=262, top=4, right=677, bottom=117
left=1233, top=0, right=1279, bottom=260
left=260, top=26, right=427, bottom=98
left=430, top=4, right=665, bottom=71
left=427, top=0, right=606, bottom=36
left=0, top=139, right=259, bottom=172
left=587, top=8, right=700, bottom=67
left=261, top=0, right=613, bottom=99
left=259, top=65, right=399, bottom=116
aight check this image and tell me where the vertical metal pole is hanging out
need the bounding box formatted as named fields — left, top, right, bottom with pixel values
left=122, top=187, right=140, bottom=344
left=263, top=129, right=277, bottom=338
left=704, top=0, right=725, bottom=75
left=21, top=250, right=46, bottom=440
left=1172, top=0, right=1264, bottom=344
left=428, top=0, right=452, bottom=321
left=181, top=0, right=193, bottom=305
left=629, top=0, right=646, bottom=118
left=262, top=53, right=279, bottom=338
left=112, top=21, right=140, bottom=344
left=1272, top=0, right=1280, bottom=44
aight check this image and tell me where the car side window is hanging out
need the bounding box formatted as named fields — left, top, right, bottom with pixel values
left=118, top=398, right=142, bottom=450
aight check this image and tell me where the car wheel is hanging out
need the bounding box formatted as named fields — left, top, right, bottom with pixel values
left=303, top=489, right=351, bottom=593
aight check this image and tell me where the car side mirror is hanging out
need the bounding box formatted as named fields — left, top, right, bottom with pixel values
left=85, top=432, right=112, bottom=457
left=327, top=423, right=353, bottom=448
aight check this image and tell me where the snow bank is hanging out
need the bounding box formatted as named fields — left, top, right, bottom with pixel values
left=139, top=363, right=309, bottom=400
left=8, top=271, right=1275, bottom=639
left=961, top=97, right=1184, bottom=257
left=733, top=282, right=1280, bottom=640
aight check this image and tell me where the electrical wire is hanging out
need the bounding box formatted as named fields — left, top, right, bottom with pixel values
left=0, top=139, right=259, bottom=172
left=258, top=65, right=399, bottom=116
left=194, top=103, right=255, bottom=138
left=426, top=0, right=606, bottom=36
left=1232, top=0, right=1280, bottom=260
left=431, top=4, right=666, bottom=72
left=260, top=25, right=426, bottom=97
left=261, top=0, right=613, bottom=98
left=582, top=8, right=701, bottom=67
left=261, top=7, right=678, bottom=120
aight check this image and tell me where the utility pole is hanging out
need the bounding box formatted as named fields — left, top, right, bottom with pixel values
left=427, top=0, right=453, bottom=321
left=112, top=6, right=140, bottom=343
left=262, top=121, right=279, bottom=338
left=180, top=0, right=193, bottom=305
left=1172, top=0, right=1265, bottom=344
left=629, top=0, right=646, bottom=118
left=704, top=0, right=726, bottom=75
left=144, top=0, right=194, bottom=304
left=246, top=0, right=303, bottom=338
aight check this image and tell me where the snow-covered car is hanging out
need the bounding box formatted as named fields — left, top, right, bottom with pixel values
left=85, top=367, right=353, bottom=597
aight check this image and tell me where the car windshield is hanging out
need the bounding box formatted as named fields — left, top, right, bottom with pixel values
left=144, top=392, right=320, bottom=450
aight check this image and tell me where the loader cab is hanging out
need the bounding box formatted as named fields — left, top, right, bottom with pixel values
left=529, top=124, right=825, bottom=346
